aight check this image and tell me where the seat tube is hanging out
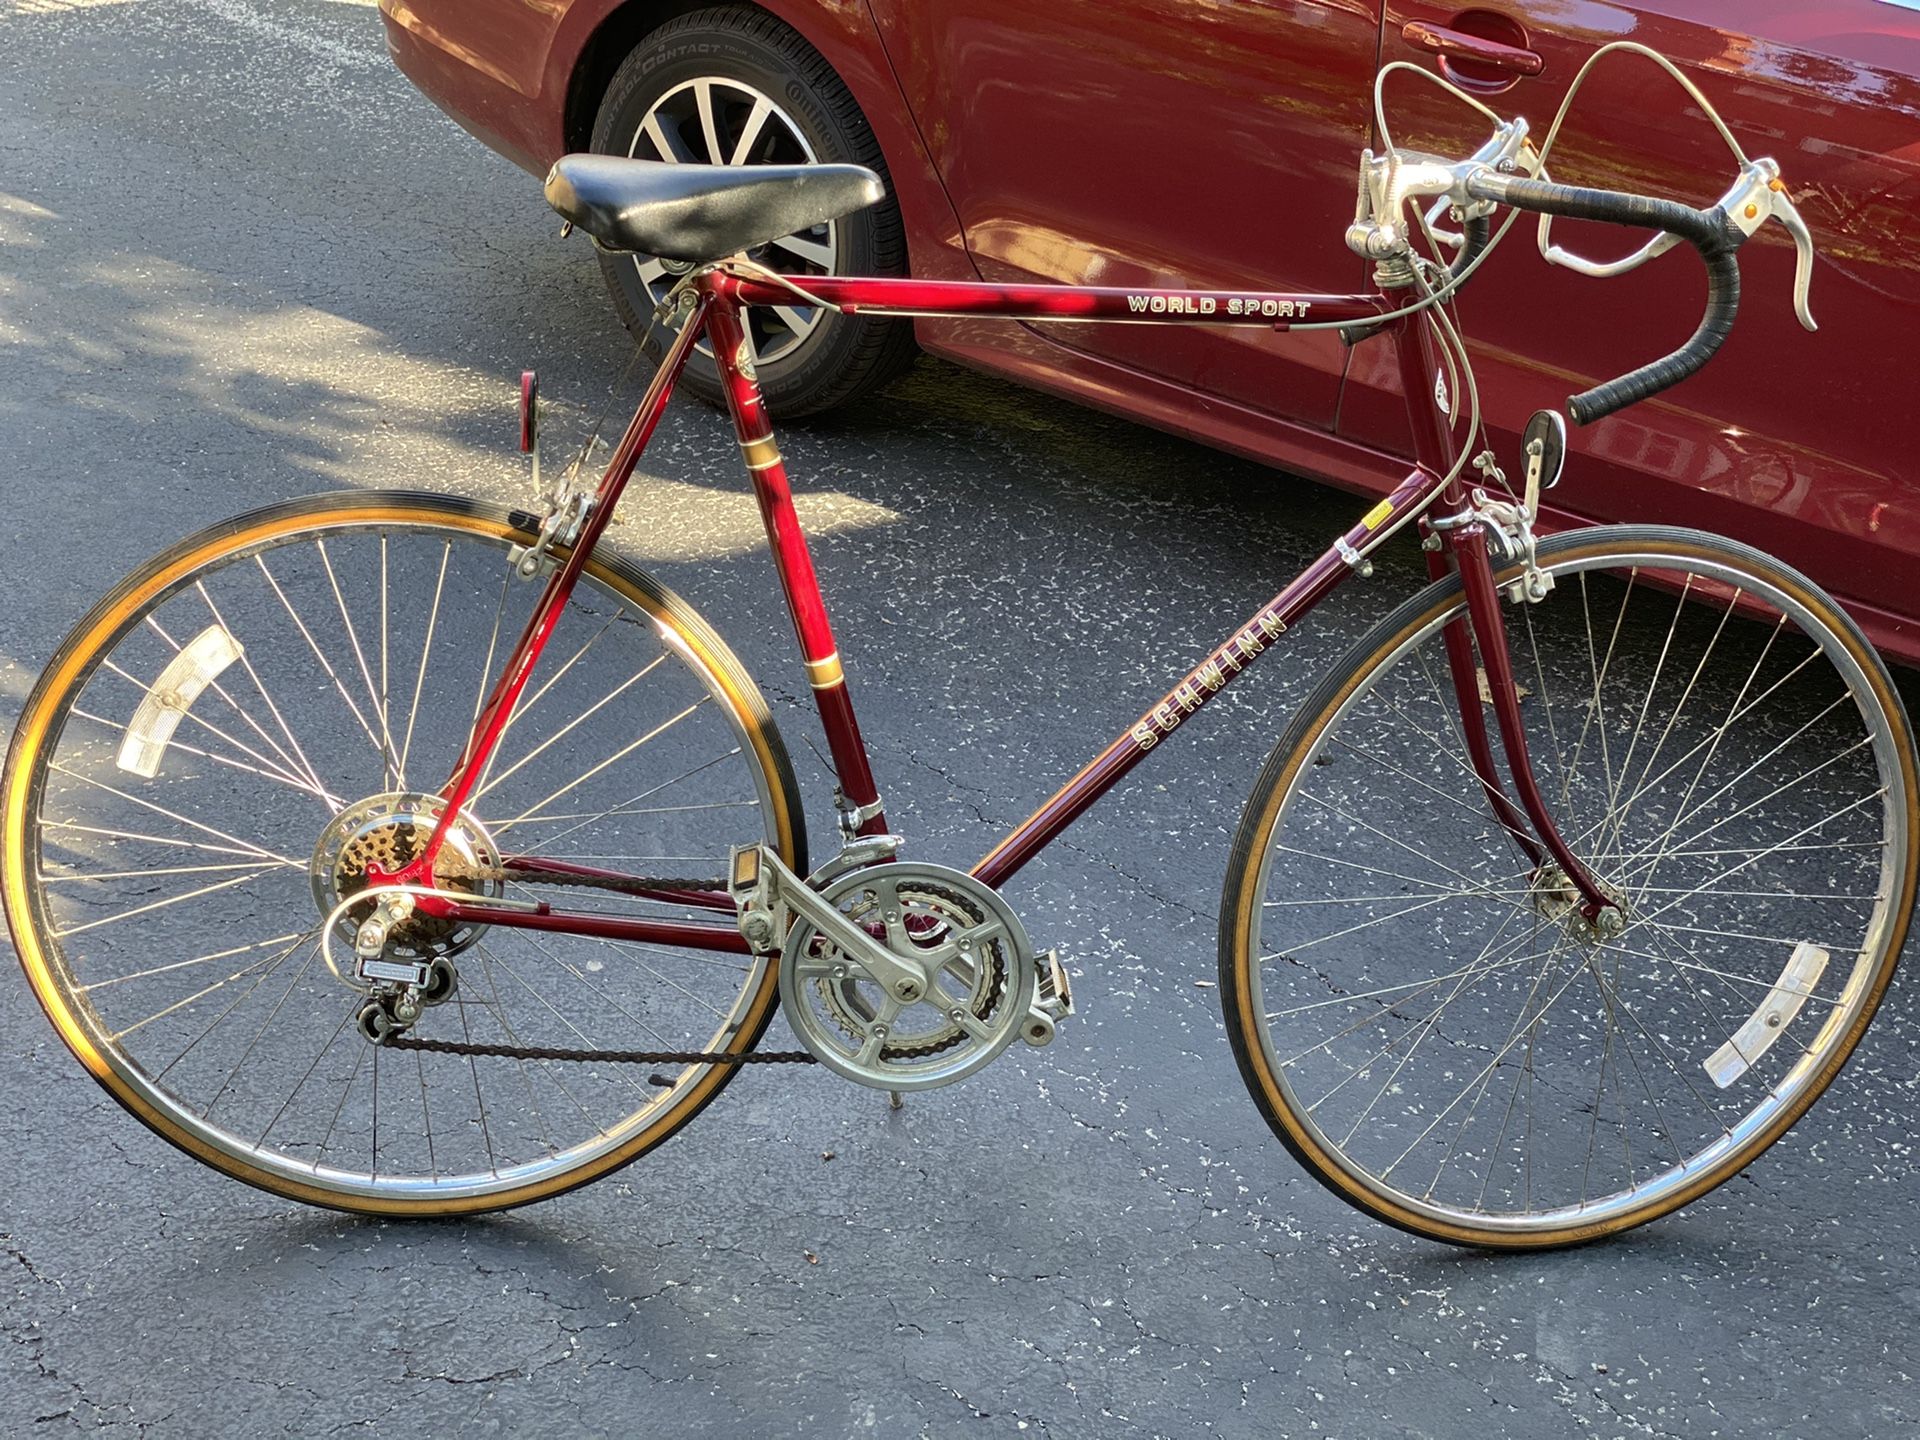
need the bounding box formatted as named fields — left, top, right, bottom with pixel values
left=704, top=291, right=889, bottom=835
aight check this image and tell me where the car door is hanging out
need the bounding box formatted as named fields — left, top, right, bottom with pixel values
left=865, top=0, right=1383, bottom=430
left=1341, top=2, right=1920, bottom=636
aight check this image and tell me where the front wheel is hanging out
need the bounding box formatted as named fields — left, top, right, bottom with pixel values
left=1220, top=526, right=1917, bottom=1248
left=3, top=492, right=808, bottom=1215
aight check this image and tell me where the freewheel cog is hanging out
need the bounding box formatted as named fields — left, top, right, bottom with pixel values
left=779, top=861, right=1038, bottom=1091
left=310, top=792, right=503, bottom=964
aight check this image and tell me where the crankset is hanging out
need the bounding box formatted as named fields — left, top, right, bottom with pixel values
left=730, top=843, right=1073, bottom=1091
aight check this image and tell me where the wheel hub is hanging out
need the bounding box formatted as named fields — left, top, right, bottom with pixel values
left=1530, top=861, right=1631, bottom=944
left=310, top=792, right=501, bottom=960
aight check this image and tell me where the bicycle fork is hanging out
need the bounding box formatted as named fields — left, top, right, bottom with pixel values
left=1431, top=521, right=1622, bottom=930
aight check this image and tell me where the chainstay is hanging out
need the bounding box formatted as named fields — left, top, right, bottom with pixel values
left=390, top=865, right=794, bottom=1062
left=380, top=1034, right=815, bottom=1065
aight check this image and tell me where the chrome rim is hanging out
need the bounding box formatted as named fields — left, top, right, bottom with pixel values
left=626, top=76, right=837, bottom=363
left=23, top=512, right=786, bottom=1204
left=1245, top=540, right=1908, bottom=1237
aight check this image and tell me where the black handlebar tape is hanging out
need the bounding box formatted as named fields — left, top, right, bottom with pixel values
left=1465, top=174, right=1746, bottom=424
left=1447, top=212, right=1492, bottom=283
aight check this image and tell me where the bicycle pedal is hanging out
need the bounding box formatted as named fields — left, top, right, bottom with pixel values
left=1035, top=948, right=1075, bottom=1019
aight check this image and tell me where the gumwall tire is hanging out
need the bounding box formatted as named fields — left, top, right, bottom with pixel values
left=588, top=7, right=918, bottom=416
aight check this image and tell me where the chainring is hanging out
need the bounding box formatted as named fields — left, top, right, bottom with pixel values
left=779, top=861, right=1037, bottom=1091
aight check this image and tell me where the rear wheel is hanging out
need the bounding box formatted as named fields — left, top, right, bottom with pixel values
left=1220, top=526, right=1917, bottom=1247
left=589, top=6, right=917, bottom=415
left=4, top=492, right=807, bottom=1215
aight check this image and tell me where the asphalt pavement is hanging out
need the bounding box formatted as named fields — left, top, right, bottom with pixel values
left=1, top=3, right=1916, bottom=1437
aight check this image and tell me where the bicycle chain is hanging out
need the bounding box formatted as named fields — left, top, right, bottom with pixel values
left=379, top=1033, right=815, bottom=1066
left=374, top=863, right=819, bottom=1065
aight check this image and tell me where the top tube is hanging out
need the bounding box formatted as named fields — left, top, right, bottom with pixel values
left=707, top=270, right=1388, bottom=331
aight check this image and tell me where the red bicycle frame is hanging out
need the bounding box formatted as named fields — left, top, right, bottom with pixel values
left=388, top=266, right=1615, bottom=952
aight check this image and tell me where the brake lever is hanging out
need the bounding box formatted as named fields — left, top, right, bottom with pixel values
left=1539, top=223, right=1682, bottom=277
left=1717, top=157, right=1817, bottom=331
left=1532, top=155, right=1818, bottom=331
left=1771, top=188, right=1819, bottom=332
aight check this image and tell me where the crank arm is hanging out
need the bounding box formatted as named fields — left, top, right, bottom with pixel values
left=729, top=845, right=930, bottom=1002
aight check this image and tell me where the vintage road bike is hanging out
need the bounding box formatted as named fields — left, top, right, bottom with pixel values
left=6, top=46, right=1913, bottom=1248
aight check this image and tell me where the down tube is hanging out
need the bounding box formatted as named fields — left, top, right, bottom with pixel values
left=973, top=466, right=1438, bottom=889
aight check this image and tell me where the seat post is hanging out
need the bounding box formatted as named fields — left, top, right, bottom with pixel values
left=702, top=282, right=890, bottom=838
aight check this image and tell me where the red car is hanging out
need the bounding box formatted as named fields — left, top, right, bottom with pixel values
left=380, top=0, right=1920, bottom=662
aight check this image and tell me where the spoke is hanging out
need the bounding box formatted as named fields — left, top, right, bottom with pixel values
left=1322, top=729, right=1521, bottom=831
left=1266, top=883, right=1536, bottom=910
left=769, top=232, right=832, bottom=268
left=1583, top=930, right=1736, bottom=1138
left=115, top=929, right=316, bottom=1046
left=448, top=979, right=498, bottom=1177
left=1378, top=945, right=1613, bottom=1181
left=40, top=819, right=292, bottom=863
left=92, top=671, right=328, bottom=802
left=316, top=538, right=404, bottom=790
left=416, top=1049, right=437, bottom=1180
left=469, top=942, right=568, bottom=1156
left=397, top=541, right=452, bottom=785
left=639, top=111, right=696, bottom=164
left=694, top=79, right=726, bottom=163
left=256, top=1001, right=359, bottom=1147
left=1626, top=761, right=1880, bottom=911
left=158, top=603, right=332, bottom=805
left=253, top=552, right=399, bottom=780
left=582, top=935, right=730, bottom=1021
left=493, top=698, right=710, bottom=833
left=202, top=937, right=327, bottom=1118
left=564, top=932, right=753, bottom=976
left=76, top=932, right=307, bottom=994
left=771, top=304, right=817, bottom=339
left=473, top=655, right=668, bottom=802
left=1277, top=888, right=1522, bottom=958
left=503, top=747, right=747, bottom=852
left=46, top=765, right=303, bottom=867
left=1263, top=937, right=1548, bottom=1020
left=1519, top=593, right=1569, bottom=815
left=1614, top=630, right=1819, bottom=867
left=1332, top=909, right=1554, bottom=1147
left=1626, top=712, right=1863, bottom=895
left=52, top=865, right=277, bottom=939
left=72, top=704, right=337, bottom=807
left=47, top=860, right=287, bottom=887
left=1592, top=578, right=1694, bottom=862
left=314, top=1035, right=369, bottom=1169
left=1278, top=908, right=1547, bottom=1069
left=1294, top=792, right=1539, bottom=923
left=727, top=95, right=771, bottom=164
left=482, top=946, right=656, bottom=1107
left=1596, top=585, right=1739, bottom=861
left=470, top=563, right=514, bottom=733
left=381, top=535, right=392, bottom=786
left=483, top=605, right=630, bottom=790
left=514, top=930, right=681, bottom=1047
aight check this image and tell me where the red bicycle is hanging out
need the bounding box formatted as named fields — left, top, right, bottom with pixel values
left=6, top=46, right=1912, bottom=1247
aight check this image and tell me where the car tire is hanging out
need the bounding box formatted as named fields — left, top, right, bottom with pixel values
left=588, top=6, right=917, bottom=416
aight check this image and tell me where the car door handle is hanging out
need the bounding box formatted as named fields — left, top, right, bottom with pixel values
left=1400, top=20, right=1544, bottom=77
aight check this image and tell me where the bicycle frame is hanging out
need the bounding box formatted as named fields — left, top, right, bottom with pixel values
left=394, top=266, right=1614, bottom=952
